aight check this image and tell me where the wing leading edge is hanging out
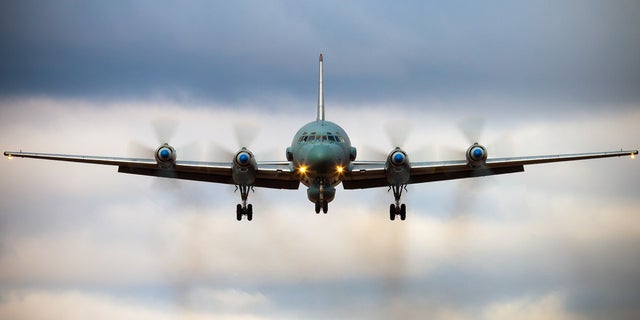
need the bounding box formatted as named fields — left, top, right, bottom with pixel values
left=3, top=151, right=300, bottom=189
left=4, top=149, right=637, bottom=190
left=343, top=149, right=638, bottom=189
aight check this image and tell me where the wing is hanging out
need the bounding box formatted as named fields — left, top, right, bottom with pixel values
left=342, top=150, right=638, bottom=189
left=3, top=151, right=300, bottom=189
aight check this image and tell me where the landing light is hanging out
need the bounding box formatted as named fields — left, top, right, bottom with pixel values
left=298, top=165, right=308, bottom=174
left=336, top=166, right=344, bottom=174
left=7, top=154, right=12, bottom=160
left=632, top=153, right=636, bottom=159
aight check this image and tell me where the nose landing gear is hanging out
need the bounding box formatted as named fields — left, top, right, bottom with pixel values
left=315, top=200, right=328, bottom=214
left=313, top=178, right=330, bottom=214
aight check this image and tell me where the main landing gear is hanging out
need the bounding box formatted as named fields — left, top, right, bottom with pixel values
left=235, top=185, right=253, bottom=221
left=389, top=184, right=407, bottom=221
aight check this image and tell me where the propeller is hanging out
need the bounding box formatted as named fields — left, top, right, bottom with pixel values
left=443, top=117, right=515, bottom=222
left=152, top=117, right=179, bottom=145
left=362, top=120, right=415, bottom=160
left=234, top=122, right=261, bottom=149
left=206, top=121, right=281, bottom=162
left=127, top=117, right=211, bottom=208
left=384, top=120, right=413, bottom=148
left=436, top=117, right=486, bottom=160
left=458, top=117, right=486, bottom=145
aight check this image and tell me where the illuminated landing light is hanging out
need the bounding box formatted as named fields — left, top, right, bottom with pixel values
left=298, top=165, right=308, bottom=174
left=632, top=153, right=636, bottom=159
left=7, top=154, right=12, bottom=160
left=336, top=165, right=344, bottom=174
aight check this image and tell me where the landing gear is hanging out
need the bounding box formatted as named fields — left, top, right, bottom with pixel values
left=389, top=184, right=407, bottom=221
left=236, top=203, right=253, bottom=221
left=315, top=201, right=328, bottom=214
left=389, top=203, right=406, bottom=221
left=235, top=185, right=254, bottom=221
left=314, top=178, right=329, bottom=214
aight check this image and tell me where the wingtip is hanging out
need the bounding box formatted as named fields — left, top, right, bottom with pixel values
left=319, top=53, right=323, bottom=61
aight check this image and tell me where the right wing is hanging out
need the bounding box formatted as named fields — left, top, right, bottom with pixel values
left=342, top=149, right=638, bottom=189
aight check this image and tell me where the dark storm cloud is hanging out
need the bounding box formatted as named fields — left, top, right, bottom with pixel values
left=1, top=1, right=639, bottom=106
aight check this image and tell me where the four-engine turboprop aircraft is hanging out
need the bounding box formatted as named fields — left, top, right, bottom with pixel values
left=4, top=54, right=638, bottom=221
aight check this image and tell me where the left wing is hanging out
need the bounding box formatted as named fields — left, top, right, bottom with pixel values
left=3, top=151, right=300, bottom=189
left=343, top=150, right=638, bottom=189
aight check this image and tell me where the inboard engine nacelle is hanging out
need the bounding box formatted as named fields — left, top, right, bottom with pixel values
left=385, top=147, right=410, bottom=185
left=232, top=147, right=257, bottom=185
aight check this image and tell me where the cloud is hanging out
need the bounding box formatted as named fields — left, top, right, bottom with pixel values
left=1, top=97, right=639, bottom=319
left=0, top=289, right=278, bottom=320
left=1, top=1, right=639, bottom=317
left=1, top=1, right=639, bottom=105
left=482, top=292, right=581, bottom=320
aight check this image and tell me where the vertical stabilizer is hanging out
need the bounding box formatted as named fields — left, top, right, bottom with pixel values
left=317, top=53, right=324, bottom=121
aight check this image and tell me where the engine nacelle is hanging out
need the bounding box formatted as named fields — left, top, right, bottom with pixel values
left=466, top=143, right=487, bottom=167
left=232, top=147, right=257, bottom=185
left=385, top=147, right=410, bottom=185
left=155, top=143, right=176, bottom=168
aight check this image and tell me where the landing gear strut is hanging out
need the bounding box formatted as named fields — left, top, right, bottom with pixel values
left=315, top=201, right=328, bottom=214
left=235, top=185, right=254, bottom=221
left=389, top=184, right=407, bottom=221
left=314, top=178, right=329, bottom=214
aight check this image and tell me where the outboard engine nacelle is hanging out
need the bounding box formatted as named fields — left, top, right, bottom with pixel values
left=466, top=143, right=488, bottom=167
left=155, top=143, right=177, bottom=168
left=232, top=147, right=257, bottom=185
left=385, top=147, right=411, bottom=185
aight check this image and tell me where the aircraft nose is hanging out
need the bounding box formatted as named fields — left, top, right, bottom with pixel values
left=307, top=145, right=334, bottom=174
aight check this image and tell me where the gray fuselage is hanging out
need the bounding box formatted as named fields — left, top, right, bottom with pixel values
left=286, top=120, right=356, bottom=204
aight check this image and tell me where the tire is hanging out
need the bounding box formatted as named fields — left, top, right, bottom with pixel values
left=236, top=204, right=242, bottom=221
left=247, top=204, right=253, bottom=221
left=400, top=204, right=406, bottom=221
left=389, top=204, right=396, bottom=221
left=315, top=202, right=321, bottom=214
left=322, top=201, right=328, bottom=214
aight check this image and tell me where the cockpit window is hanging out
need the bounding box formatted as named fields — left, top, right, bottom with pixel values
left=298, top=134, right=346, bottom=144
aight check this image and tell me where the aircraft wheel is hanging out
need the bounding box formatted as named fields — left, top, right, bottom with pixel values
left=400, top=204, right=406, bottom=221
left=315, top=202, right=321, bottom=214
left=247, top=204, right=253, bottom=221
left=322, top=201, right=328, bottom=214
left=236, top=204, right=242, bottom=221
left=389, top=204, right=396, bottom=221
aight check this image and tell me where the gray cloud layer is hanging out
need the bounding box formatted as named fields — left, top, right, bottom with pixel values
left=0, top=99, right=639, bottom=319
left=1, top=1, right=639, bottom=106
left=1, top=1, right=639, bottom=319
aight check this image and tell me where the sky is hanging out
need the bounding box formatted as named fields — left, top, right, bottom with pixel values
left=0, top=1, right=639, bottom=319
